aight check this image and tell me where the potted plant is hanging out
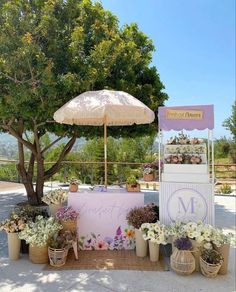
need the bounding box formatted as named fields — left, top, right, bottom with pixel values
left=140, top=221, right=167, bottom=262
left=56, top=206, right=78, bottom=233
left=126, top=204, right=158, bottom=257
left=0, top=212, right=25, bottom=260
left=69, top=178, right=80, bottom=192
left=126, top=175, right=140, bottom=192
left=200, top=248, right=223, bottom=278
left=170, top=237, right=196, bottom=276
left=14, top=205, right=49, bottom=253
left=42, top=189, right=68, bottom=217
left=48, top=234, right=69, bottom=267
left=19, top=215, right=62, bottom=264
left=212, top=229, right=234, bottom=275
left=143, top=165, right=155, bottom=181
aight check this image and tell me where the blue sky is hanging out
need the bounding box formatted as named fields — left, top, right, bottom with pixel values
left=100, top=0, right=235, bottom=139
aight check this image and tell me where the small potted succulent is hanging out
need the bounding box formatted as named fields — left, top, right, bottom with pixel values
left=126, top=175, right=140, bottom=192
left=170, top=237, right=196, bottom=276
left=126, top=204, right=158, bottom=257
left=42, top=189, right=68, bottom=217
left=56, top=206, right=78, bottom=233
left=200, top=248, right=223, bottom=278
left=69, top=178, right=80, bottom=192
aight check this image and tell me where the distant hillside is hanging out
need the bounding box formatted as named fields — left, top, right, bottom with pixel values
left=0, top=133, right=86, bottom=159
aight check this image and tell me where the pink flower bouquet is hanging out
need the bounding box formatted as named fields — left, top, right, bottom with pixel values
left=56, top=206, right=78, bottom=221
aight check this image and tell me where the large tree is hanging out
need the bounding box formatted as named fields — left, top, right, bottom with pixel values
left=0, top=0, right=168, bottom=205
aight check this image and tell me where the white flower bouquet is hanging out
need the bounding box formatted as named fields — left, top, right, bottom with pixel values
left=42, top=188, right=68, bottom=205
left=140, top=222, right=167, bottom=245
left=19, top=215, right=63, bottom=247
left=212, top=229, right=235, bottom=247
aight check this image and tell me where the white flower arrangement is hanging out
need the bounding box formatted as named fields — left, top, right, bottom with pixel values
left=211, top=228, right=235, bottom=247
left=42, top=188, right=68, bottom=205
left=140, top=222, right=167, bottom=245
left=19, top=215, right=63, bottom=247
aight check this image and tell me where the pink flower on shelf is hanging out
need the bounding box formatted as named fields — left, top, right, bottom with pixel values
left=96, top=240, right=108, bottom=250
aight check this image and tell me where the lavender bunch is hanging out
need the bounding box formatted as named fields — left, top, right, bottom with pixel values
left=174, top=237, right=192, bottom=250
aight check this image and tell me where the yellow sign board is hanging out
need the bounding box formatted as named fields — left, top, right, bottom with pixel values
left=166, top=109, right=203, bottom=120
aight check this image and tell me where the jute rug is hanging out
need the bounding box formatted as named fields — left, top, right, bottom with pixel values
left=44, top=250, right=166, bottom=271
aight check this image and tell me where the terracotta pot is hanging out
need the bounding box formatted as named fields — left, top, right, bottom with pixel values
left=69, top=184, right=78, bottom=192
left=143, top=173, right=154, bottom=182
left=135, top=228, right=148, bottom=257
left=214, top=243, right=230, bottom=275
left=7, top=233, right=20, bottom=260
left=149, top=241, right=160, bottom=262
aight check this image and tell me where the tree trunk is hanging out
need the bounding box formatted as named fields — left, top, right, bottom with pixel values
left=35, top=156, right=44, bottom=205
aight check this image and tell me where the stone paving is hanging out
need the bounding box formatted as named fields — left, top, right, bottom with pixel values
left=0, top=187, right=235, bottom=292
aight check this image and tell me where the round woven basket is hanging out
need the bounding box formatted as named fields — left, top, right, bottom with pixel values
left=143, top=173, right=154, bottom=182
left=69, top=184, right=78, bottom=192
left=200, top=257, right=222, bottom=278
left=170, top=249, right=195, bottom=276
left=61, top=219, right=77, bottom=233
left=48, top=247, right=68, bottom=267
left=29, top=245, right=48, bottom=264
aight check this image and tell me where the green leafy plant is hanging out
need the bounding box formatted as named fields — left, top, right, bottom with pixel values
left=126, top=175, right=138, bottom=185
left=219, top=184, right=232, bottom=194
left=126, top=205, right=158, bottom=229
left=201, top=249, right=223, bottom=265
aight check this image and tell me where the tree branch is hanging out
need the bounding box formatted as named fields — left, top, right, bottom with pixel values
left=44, top=136, right=76, bottom=180
left=41, top=134, right=67, bottom=154
left=2, top=122, right=37, bottom=155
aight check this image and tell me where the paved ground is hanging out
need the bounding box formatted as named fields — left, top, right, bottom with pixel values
left=0, top=186, right=235, bottom=292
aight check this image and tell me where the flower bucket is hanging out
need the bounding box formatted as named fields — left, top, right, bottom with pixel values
left=214, top=243, right=230, bottom=275
left=29, top=245, right=48, bottom=264
left=149, top=241, right=160, bottom=262
left=190, top=239, right=201, bottom=271
left=48, top=247, right=68, bottom=267
left=7, top=233, right=21, bottom=260
left=49, top=204, right=63, bottom=217
left=20, top=239, right=29, bottom=254
left=170, top=249, right=195, bottom=276
left=200, top=257, right=222, bottom=278
left=135, top=228, right=148, bottom=257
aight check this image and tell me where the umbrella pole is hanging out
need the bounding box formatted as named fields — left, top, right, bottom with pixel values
left=104, top=121, right=107, bottom=188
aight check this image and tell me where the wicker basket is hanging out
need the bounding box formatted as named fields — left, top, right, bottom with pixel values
left=48, top=247, right=68, bottom=267
left=200, top=257, right=222, bottom=278
left=29, top=245, right=48, bottom=264
left=126, top=183, right=141, bottom=192
left=61, top=219, right=77, bottom=233
left=170, top=249, right=195, bottom=276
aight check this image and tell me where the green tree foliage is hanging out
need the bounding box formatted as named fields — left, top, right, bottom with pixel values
left=214, top=137, right=231, bottom=159
left=223, top=101, right=236, bottom=141
left=0, top=0, right=168, bottom=204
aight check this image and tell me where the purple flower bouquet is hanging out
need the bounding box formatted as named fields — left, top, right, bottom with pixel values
left=56, top=206, right=78, bottom=222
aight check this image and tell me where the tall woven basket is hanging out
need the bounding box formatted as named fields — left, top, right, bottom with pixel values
left=48, top=247, right=68, bottom=267
left=61, top=220, right=77, bottom=233
left=170, top=249, right=195, bottom=276
left=29, top=245, right=48, bottom=264
left=200, top=257, right=222, bottom=278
